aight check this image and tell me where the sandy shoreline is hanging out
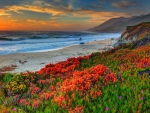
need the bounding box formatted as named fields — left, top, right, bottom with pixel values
left=0, top=38, right=118, bottom=73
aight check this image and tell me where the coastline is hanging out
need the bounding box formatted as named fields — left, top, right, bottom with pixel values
left=0, top=38, right=118, bottom=73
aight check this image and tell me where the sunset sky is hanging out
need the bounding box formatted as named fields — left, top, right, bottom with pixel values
left=0, top=0, right=150, bottom=31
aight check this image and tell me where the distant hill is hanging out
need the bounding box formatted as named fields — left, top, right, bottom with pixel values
left=88, top=13, right=150, bottom=33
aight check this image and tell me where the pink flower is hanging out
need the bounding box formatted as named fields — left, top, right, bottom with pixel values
left=105, top=107, right=109, bottom=111
left=119, top=96, right=122, bottom=99
left=140, top=97, right=144, bottom=100
left=13, top=108, right=17, bottom=111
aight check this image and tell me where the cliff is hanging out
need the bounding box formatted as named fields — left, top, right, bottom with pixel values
left=119, top=22, right=150, bottom=43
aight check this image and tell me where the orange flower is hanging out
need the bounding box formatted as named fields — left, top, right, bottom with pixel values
left=69, top=106, right=84, bottom=113
left=54, top=95, right=66, bottom=106
left=32, top=99, right=40, bottom=108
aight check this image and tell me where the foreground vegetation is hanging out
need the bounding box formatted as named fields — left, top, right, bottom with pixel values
left=0, top=41, right=150, bottom=113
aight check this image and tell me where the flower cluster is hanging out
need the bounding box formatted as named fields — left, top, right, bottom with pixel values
left=40, top=92, right=55, bottom=100
left=69, top=106, right=84, bottom=113
left=19, top=98, right=30, bottom=106
left=32, top=99, right=41, bottom=109
left=29, top=83, right=41, bottom=95
left=54, top=64, right=117, bottom=107
left=111, top=44, right=150, bottom=71
left=4, top=74, right=27, bottom=95
left=137, top=58, right=150, bottom=68
left=38, top=56, right=90, bottom=79
left=60, top=64, right=117, bottom=94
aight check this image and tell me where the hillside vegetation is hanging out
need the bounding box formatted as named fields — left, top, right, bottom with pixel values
left=0, top=23, right=150, bottom=113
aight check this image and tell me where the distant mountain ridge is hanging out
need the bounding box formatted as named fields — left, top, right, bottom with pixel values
left=88, top=13, right=150, bottom=33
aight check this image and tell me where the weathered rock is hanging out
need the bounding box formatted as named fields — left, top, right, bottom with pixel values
left=119, top=22, right=150, bottom=43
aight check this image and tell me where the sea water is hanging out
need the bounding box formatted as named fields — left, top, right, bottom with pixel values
left=0, top=31, right=121, bottom=55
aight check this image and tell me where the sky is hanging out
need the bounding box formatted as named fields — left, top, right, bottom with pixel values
left=0, top=0, right=150, bottom=31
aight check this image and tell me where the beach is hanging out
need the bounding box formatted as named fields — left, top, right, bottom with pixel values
left=0, top=38, right=118, bottom=73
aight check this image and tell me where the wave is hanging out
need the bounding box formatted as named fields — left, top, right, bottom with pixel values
left=0, top=31, right=94, bottom=41
left=30, top=35, right=50, bottom=39
left=0, top=35, right=50, bottom=41
left=0, top=35, right=82, bottom=41
left=0, top=37, right=13, bottom=41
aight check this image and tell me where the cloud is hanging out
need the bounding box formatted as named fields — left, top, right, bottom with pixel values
left=112, top=1, right=139, bottom=9
left=1, top=2, right=129, bottom=24
left=80, top=5, right=103, bottom=11
left=0, top=0, right=72, bottom=16
left=0, top=0, right=105, bottom=15
left=0, top=12, right=11, bottom=16
left=26, top=19, right=61, bottom=27
left=1, top=0, right=83, bottom=16
left=0, top=0, right=129, bottom=19
left=26, top=19, right=37, bottom=23
left=3, top=5, right=65, bottom=16
left=76, top=11, right=129, bottom=23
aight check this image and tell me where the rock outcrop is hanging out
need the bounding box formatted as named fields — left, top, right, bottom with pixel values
left=119, top=22, right=150, bottom=43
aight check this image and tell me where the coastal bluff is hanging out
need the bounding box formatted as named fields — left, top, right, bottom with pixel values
left=118, top=22, right=150, bottom=43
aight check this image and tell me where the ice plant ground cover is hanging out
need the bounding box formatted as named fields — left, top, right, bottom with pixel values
left=0, top=43, right=150, bottom=112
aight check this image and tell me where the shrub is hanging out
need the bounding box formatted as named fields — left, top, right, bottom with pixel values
left=3, top=73, right=14, bottom=83
left=4, top=74, right=27, bottom=96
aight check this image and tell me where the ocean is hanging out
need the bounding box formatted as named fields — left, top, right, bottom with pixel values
left=0, top=31, right=121, bottom=55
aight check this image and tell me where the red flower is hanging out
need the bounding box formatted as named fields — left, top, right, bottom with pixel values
left=19, top=98, right=30, bottom=106
left=38, top=80, right=46, bottom=84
